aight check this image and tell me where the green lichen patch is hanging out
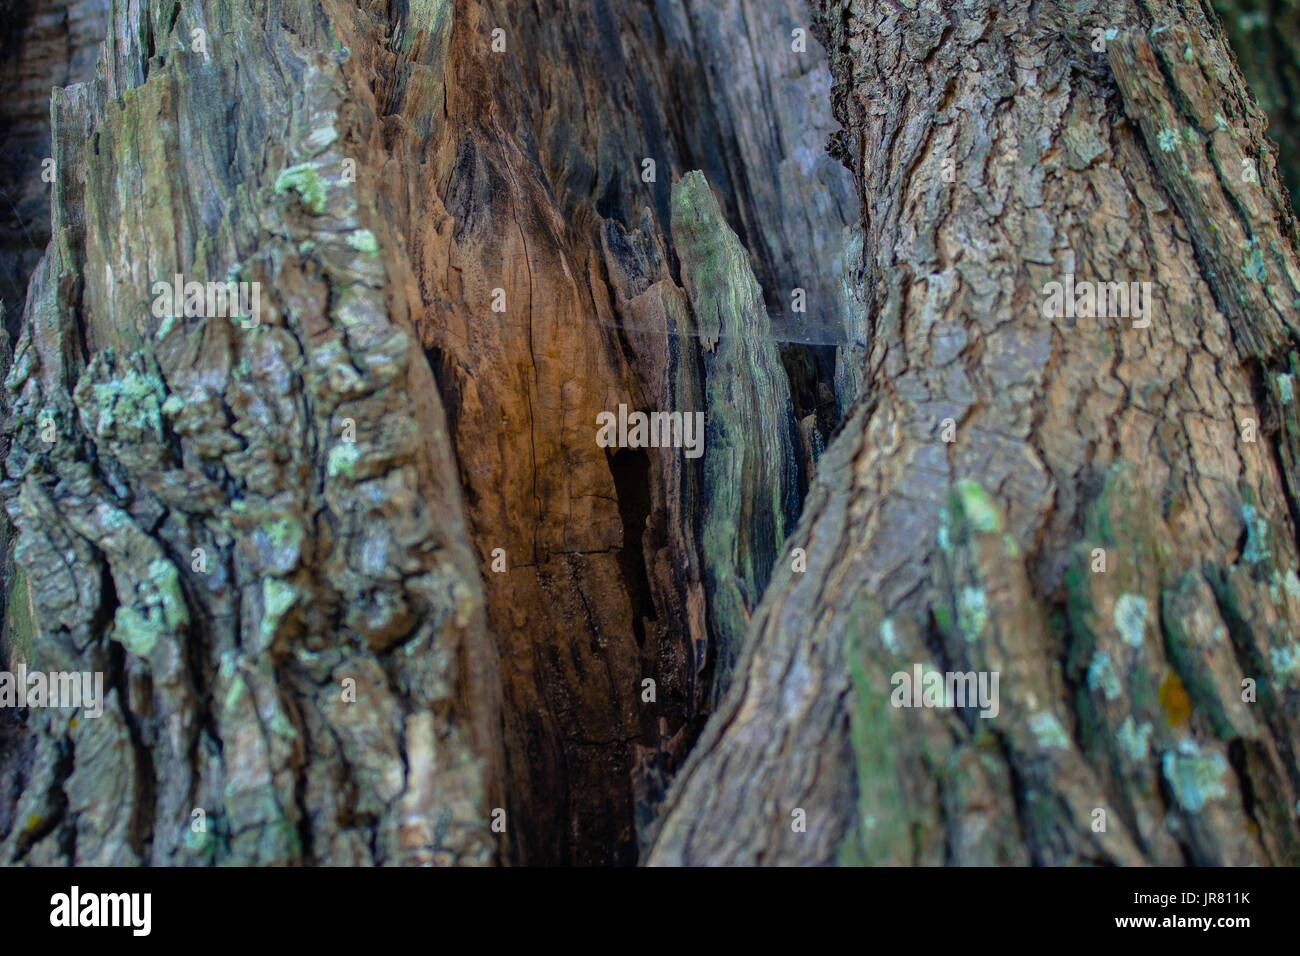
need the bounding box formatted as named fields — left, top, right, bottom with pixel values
left=111, top=559, right=189, bottom=658
left=1116, top=716, right=1154, bottom=760
left=1114, top=593, right=1148, bottom=647
left=949, top=480, right=1002, bottom=534
left=1241, top=503, right=1271, bottom=565
left=260, top=577, right=299, bottom=649
left=327, top=442, right=361, bottom=477
left=1270, top=643, right=1300, bottom=682
left=1086, top=651, right=1121, bottom=701
left=5, top=567, right=36, bottom=665
left=268, top=707, right=298, bottom=741
left=1277, top=372, right=1295, bottom=405
left=346, top=228, right=380, bottom=257
left=1029, top=712, right=1071, bottom=750
left=957, top=586, right=989, bottom=642
left=1162, top=741, right=1228, bottom=812
left=254, top=515, right=305, bottom=575
left=223, top=673, right=248, bottom=713
left=879, top=617, right=900, bottom=655
left=1243, top=238, right=1267, bottom=284
left=86, top=367, right=167, bottom=441
left=840, top=596, right=916, bottom=865
left=274, top=163, right=328, bottom=214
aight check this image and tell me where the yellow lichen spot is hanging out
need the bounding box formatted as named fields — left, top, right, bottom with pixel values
left=1159, top=671, right=1192, bottom=726
left=25, top=813, right=41, bottom=832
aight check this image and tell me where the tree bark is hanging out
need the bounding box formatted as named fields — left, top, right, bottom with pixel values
left=648, top=0, right=1300, bottom=865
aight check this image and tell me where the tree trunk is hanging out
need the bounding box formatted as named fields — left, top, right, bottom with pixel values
left=3, top=0, right=1300, bottom=869
left=648, top=0, right=1300, bottom=865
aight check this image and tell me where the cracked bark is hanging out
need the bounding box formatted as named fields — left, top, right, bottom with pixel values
left=648, top=0, right=1300, bottom=865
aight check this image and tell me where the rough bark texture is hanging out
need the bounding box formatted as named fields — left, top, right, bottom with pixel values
left=2, top=0, right=507, bottom=866
left=649, top=0, right=1300, bottom=865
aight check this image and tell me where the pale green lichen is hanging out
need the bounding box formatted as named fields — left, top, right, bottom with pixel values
left=1269, top=568, right=1290, bottom=606
left=327, top=442, right=360, bottom=477
left=331, top=284, right=374, bottom=328
left=842, top=617, right=914, bottom=864
left=218, top=652, right=238, bottom=681
left=268, top=708, right=297, bottom=740
left=1030, top=712, right=1070, bottom=750
left=1277, top=373, right=1295, bottom=405
left=262, top=516, right=302, bottom=551
left=880, top=617, right=900, bottom=655
left=1242, top=504, right=1270, bottom=564
left=111, top=558, right=189, bottom=657
left=1244, top=238, right=1267, bottom=284
left=224, top=674, right=247, bottom=713
left=90, top=368, right=166, bottom=439
left=1087, top=651, right=1121, bottom=701
left=1270, top=644, right=1300, bottom=679
left=1162, top=741, right=1228, bottom=812
left=112, top=606, right=161, bottom=657
left=1114, top=593, right=1148, bottom=647
left=1116, top=716, right=1153, bottom=760
left=952, top=480, right=1001, bottom=533
left=184, top=823, right=215, bottom=855
left=260, top=578, right=297, bottom=646
left=346, top=229, right=380, bottom=256
left=6, top=567, right=35, bottom=664
left=274, top=163, right=327, bottom=214
left=957, top=586, right=989, bottom=641
left=1157, top=127, right=1180, bottom=152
